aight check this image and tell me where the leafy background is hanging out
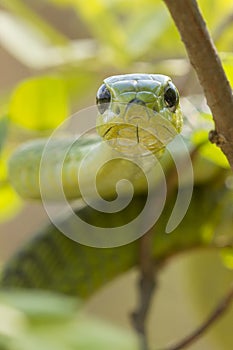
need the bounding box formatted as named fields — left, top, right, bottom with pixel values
left=0, top=0, right=233, bottom=349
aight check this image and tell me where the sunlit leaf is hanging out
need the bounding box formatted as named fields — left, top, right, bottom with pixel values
left=221, top=53, right=233, bottom=87
left=0, top=149, right=22, bottom=222
left=199, top=0, right=233, bottom=29
left=9, top=76, right=69, bottom=131
left=221, top=247, right=233, bottom=269
left=191, top=129, right=208, bottom=145
left=0, top=144, right=22, bottom=221
left=200, top=143, right=229, bottom=169
left=191, top=130, right=229, bottom=168
left=0, top=184, right=22, bottom=222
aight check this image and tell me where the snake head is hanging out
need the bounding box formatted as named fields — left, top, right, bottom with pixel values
left=96, top=74, right=182, bottom=156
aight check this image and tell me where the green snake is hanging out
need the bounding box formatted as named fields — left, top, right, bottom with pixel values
left=0, top=73, right=205, bottom=297
left=7, top=74, right=182, bottom=200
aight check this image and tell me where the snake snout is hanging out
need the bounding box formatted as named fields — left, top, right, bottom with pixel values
left=124, top=100, right=150, bottom=126
left=128, top=98, right=146, bottom=106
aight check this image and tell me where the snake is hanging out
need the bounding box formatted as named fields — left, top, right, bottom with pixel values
left=0, top=73, right=202, bottom=297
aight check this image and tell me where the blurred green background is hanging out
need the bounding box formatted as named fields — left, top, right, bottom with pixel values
left=0, top=0, right=233, bottom=349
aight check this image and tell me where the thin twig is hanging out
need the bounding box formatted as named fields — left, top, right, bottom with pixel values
left=131, top=230, right=156, bottom=350
left=163, top=0, right=233, bottom=170
left=130, top=143, right=199, bottom=349
left=158, top=2, right=233, bottom=346
left=180, top=10, right=233, bottom=96
left=162, top=284, right=233, bottom=350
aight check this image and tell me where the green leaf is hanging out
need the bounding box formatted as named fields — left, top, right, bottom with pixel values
left=222, top=53, right=233, bottom=87
left=0, top=184, right=22, bottom=222
left=199, top=142, right=229, bottom=168
left=0, top=291, right=138, bottom=350
left=199, top=0, right=233, bottom=29
left=0, top=290, right=79, bottom=321
left=191, top=129, right=230, bottom=168
left=9, top=76, right=69, bottom=131
left=66, top=318, right=138, bottom=350
left=221, top=247, right=233, bottom=270
left=0, top=152, right=22, bottom=222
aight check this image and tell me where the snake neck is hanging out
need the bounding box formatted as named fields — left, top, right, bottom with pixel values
left=75, top=139, right=158, bottom=201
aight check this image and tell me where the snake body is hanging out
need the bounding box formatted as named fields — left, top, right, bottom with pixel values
left=1, top=74, right=185, bottom=296
left=0, top=198, right=144, bottom=297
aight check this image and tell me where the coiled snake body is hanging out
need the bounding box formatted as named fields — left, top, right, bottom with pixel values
left=1, top=74, right=185, bottom=296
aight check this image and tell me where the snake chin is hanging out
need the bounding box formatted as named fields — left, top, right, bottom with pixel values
left=96, top=102, right=182, bottom=157
left=97, top=123, right=170, bottom=157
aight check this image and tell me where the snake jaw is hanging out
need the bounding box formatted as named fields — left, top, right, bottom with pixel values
left=96, top=104, right=182, bottom=157
left=96, top=118, right=177, bottom=157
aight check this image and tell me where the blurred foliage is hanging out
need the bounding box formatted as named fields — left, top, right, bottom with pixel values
left=221, top=247, right=233, bottom=269
left=0, top=0, right=233, bottom=348
left=9, top=76, right=69, bottom=130
left=0, top=0, right=232, bottom=222
left=0, top=290, right=138, bottom=350
left=191, top=129, right=229, bottom=168
left=0, top=117, right=22, bottom=220
left=185, top=251, right=233, bottom=349
left=0, top=116, right=8, bottom=153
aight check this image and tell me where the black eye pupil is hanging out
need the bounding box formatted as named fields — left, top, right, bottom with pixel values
left=96, top=83, right=111, bottom=114
left=164, top=83, right=178, bottom=110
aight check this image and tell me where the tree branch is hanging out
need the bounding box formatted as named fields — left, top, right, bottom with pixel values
left=131, top=230, right=156, bottom=350
left=162, top=283, right=233, bottom=350
left=163, top=0, right=233, bottom=170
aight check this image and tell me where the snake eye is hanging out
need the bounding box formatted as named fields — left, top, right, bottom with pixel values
left=96, top=83, right=111, bottom=114
left=164, top=82, right=179, bottom=112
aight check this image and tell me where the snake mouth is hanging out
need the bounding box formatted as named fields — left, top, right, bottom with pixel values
left=98, top=119, right=176, bottom=156
left=96, top=99, right=180, bottom=156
